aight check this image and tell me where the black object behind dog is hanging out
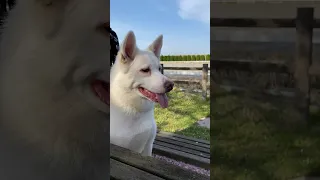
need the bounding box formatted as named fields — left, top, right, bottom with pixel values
left=108, top=27, right=119, bottom=66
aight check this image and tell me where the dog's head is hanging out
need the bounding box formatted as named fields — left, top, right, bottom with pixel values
left=0, top=0, right=111, bottom=127
left=0, top=0, right=110, bottom=159
left=111, top=31, right=174, bottom=112
left=2, top=0, right=111, bottom=114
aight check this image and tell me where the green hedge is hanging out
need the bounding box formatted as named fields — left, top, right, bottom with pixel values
left=160, top=54, right=210, bottom=61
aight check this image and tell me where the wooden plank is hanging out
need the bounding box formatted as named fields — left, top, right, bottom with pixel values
left=212, top=0, right=320, bottom=3
left=202, top=64, right=209, bottom=99
left=160, top=64, right=164, bottom=74
left=153, top=140, right=210, bottom=158
left=110, top=159, right=165, bottom=180
left=156, top=134, right=210, bottom=149
left=155, top=136, right=210, bottom=154
left=218, top=84, right=296, bottom=97
left=171, top=79, right=200, bottom=84
left=157, top=131, right=210, bottom=145
left=210, top=41, right=298, bottom=61
left=212, top=59, right=290, bottom=74
left=110, top=144, right=209, bottom=180
left=294, top=7, right=313, bottom=123
left=210, top=64, right=215, bottom=144
left=152, top=144, right=210, bottom=170
left=163, top=67, right=203, bottom=71
left=211, top=18, right=320, bottom=28
left=211, top=2, right=320, bottom=19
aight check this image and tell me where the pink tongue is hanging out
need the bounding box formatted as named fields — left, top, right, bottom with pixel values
left=156, top=93, right=168, bottom=108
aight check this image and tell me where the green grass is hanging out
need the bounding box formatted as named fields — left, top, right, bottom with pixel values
left=212, top=89, right=320, bottom=180
left=154, top=87, right=210, bottom=141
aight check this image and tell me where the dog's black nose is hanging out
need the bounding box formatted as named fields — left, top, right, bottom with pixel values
left=164, top=81, right=174, bottom=92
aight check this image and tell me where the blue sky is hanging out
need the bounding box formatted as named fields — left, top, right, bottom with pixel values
left=110, top=0, right=210, bottom=55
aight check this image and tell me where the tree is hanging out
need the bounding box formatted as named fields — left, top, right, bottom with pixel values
left=205, top=54, right=210, bottom=61
left=191, top=55, right=195, bottom=61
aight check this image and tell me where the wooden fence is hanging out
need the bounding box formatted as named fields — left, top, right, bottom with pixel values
left=160, top=64, right=209, bottom=100
left=212, top=7, right=318, bottom=123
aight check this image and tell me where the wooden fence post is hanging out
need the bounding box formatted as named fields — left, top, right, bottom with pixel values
left=202, top=64, right=208, bottom=100
left=294, top=7, right=313, bottom=123
left=160, top=64, right=164, bottom=74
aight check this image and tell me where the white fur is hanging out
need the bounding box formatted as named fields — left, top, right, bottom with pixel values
left=0, top=0, right=110, bottom=179
left=110, top=31, right=172, bottom=156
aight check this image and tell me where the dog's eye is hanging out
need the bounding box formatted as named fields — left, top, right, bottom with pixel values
left=140, top=68, right=150, bottom=73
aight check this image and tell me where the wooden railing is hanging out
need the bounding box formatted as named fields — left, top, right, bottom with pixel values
left=211, top=7, right=317, bottom=123
left=160, top=64, right=209, bottom=100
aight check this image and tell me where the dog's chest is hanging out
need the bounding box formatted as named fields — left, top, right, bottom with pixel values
left=110, top=105, right=156, bottom=151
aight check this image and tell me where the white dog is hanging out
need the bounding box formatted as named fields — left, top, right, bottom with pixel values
left=0, top=0, right=110, bottom=179
left=110, top=31, right=174, bottom=156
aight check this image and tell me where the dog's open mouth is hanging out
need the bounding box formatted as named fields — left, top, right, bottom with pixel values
left=138, top=87, right=168, bottom=108
left=91, top=80, right=110, bottom=105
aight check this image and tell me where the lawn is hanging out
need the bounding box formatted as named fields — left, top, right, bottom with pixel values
left=154, top=87, right=210, bottom=141
left=212, top=88, right=320, bottom=180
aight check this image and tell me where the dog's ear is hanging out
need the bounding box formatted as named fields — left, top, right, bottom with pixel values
left=120, top=31, right=137, bottom=63
left=148, top=35, right=163, bottom=59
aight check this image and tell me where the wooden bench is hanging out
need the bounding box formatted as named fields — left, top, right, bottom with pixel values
left=110, top=144, right=209, bottom=180
left=153, top=131, right=210, bottom=170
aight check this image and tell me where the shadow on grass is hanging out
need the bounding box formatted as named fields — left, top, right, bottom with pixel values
left=157, top=121, right=169, bottom=132
left=173, top=125, right=210, bottom=142
left=163, top=103, right=210, bottom=141
left=211, top=91, right=320, bottom=180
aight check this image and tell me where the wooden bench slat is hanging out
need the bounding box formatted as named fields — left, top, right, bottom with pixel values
left=156, top=134, right=210, bottom=149
left=152, top=144, right=210, bottom=170
left=110, top=159, right=165, bottom=180
left=153, top=132, right=210, bottom=170
left=154, top=140, right=210, bottom=158
left=110, top=144, right=209, bottom=180
left=157, top=132, right=210, bottom=145
left=155, top=136, right=210, bottom=154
